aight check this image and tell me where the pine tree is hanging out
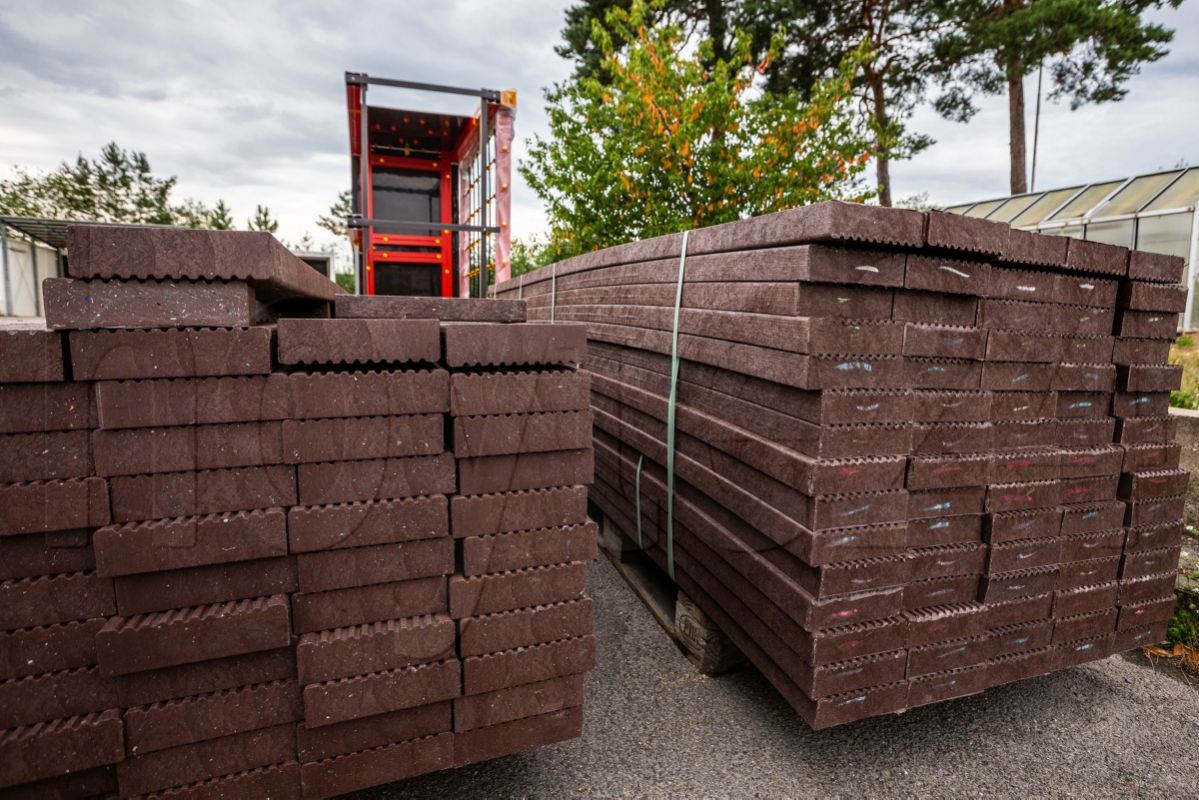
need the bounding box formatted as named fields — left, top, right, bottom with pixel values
left=316, top=191, right=352, bottom=238
left=934, top=0, right=1181, bottom=193
left=208, top=200, right=234, bottom=230
left=247, top=205, right=279, bottom=234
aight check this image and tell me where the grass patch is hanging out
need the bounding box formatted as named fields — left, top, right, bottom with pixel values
left=1168, top=337, right=1199, bottom=407
left=1171, top=389, right=1199, bottom=409
left=1166, top=594, right=1199, bottom=649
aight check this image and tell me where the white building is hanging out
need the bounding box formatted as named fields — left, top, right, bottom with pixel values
left=946, top=167, right=1199, bottom=328
left=1, top=217, right=65, bottom=317
left=1, top=217, right=336, bottom=317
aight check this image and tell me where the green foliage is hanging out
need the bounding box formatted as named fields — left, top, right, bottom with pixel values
left=317, top=191, right=352, bottom=238
left=1175, top=334, right=1193, bottom=349
left=172, top=198, right=214, bottom=230
left=936, top=0, right=1180, bottom=120
left=559, top=1, right=753, bottom=82
left=559, top=0, right=657, bottom=79
left=896, top=192, right=934, bottom=211
left=0, top=169, right=50, bottom=218
left=209, top=200, right=234, bottom=230
left=934, top=0, right=1180, bottom=188
left=1169, top=389, right=1199, bottom=410
left=1166, top=594, right=1198, bottom=649
left=333, top=271, right=356, bottom=293
left=761, top=1, right=956, bottom=204
left=511, top=237, right=554, bottom=277
left=555, top=1, right=955, bottom=204
left=524, top=0, right=874, bottom=260
left=1169, top=337, right=1199, bottom=404
left=0, top=141, right=234, bottom=228
left=247, top=204, right=279, bottom=234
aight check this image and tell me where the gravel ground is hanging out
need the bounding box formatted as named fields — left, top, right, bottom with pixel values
left=358, top=557, right=1199, bottom=800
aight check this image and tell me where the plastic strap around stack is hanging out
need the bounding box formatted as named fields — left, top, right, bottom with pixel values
left=634, top=453, right=645, bottom=548
left=664, top=229, right=689, bottom=580
left=550, top=263, right=557, bottom=322
left=517, top=273, right=524, bottom=299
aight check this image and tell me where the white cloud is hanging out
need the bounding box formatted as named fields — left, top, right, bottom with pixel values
left=1, top=0, right=1195, bottom=245
left=0, top=0, right=572, bottom=245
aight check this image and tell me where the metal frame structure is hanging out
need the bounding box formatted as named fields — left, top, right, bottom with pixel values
left=0, top=216, right=69, bottom=317
left=946, top=167, right=1199, bottom=328
left=345, top=72, right=507, bottom=298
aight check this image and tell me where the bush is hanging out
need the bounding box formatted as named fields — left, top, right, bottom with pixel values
left=1176, top=334, right=1194, bottom=348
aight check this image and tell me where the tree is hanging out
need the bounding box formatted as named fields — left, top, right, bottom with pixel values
left=316, top=191, right=352, bottom=238
left=558, top=1, right=740, bottom=80
left=173, top=198, right=215, bottom=229
left=523, top=2, right=874, bottom=259
left=209, top=200, right=234, bottom=230
left=757, top=1, right=957, bottom=206
left=556, top=1, right=956, bottom=206
left=0, top=169, right=48, bottom=218
left=934, top=0, right=1181, bottom=194
left=896, top=191, right=934, bottom=210
left=247, top=205, right=279, bottom=234
left=511, top=237, right=554, bottom=277
left=0, top=141, right=236, bottom=228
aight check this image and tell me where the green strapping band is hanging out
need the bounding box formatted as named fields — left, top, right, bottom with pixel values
left=517, top=273, right=524, bottom=299
left=664, top=229, right=689, bottom=581
left=634, top=453, right=644, bottom=548
left=550, top=263, right=557, bottom=322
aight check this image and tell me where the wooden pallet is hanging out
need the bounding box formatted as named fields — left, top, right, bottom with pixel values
left=596, top=512, right=743, bottom=675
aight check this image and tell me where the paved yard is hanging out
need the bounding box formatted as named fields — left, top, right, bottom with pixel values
left=359, top=558, right=1199, bottom=800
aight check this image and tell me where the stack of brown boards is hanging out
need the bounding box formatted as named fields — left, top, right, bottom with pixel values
left=0, top=225, right=597, bottom=798
left=337, top=301, right=597, bottom=774
left=494, top=200, right=1188, bottom=729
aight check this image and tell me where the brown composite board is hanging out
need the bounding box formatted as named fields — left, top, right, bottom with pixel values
left=493, top=200, right=928, bottom=296
left=66, top=224, right=340, bottom=302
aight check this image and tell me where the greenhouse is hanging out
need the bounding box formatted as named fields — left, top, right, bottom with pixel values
left=945, top=166, right=1199, bottom=329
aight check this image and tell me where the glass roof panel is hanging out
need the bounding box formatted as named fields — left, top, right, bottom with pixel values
left=944, top=204, right=975, bottom=214
left=1010, top=187, right=1079, bottom=227
left=964, top=199, right=1004, bottom=218
left=1084, top=219, right=1134, bottom=247
left=1091, top=171, right=1182, bottom=217
left=988, top=194, right=1040, bottom=223
left=1143, top=168, right=1199, bottom=211
left=1046, top=181, right=1123, bottom=221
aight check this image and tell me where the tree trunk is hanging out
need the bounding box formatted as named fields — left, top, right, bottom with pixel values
left=1008, top=59, right=1027, bottom=195
left=868, top=73, right=892, bottom=207
left=704, top=0, right=729, bottom=64
left=876, top=151, right=892, bottom=208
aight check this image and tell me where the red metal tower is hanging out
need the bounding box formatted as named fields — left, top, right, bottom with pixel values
left=344, top=73, right=514, bottom=298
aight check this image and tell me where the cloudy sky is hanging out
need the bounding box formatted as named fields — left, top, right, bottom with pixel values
left=1, top=0, right=1196, bottom=250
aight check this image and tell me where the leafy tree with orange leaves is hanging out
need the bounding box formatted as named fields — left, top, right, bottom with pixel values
left=521, top=0, right=875, bottom=260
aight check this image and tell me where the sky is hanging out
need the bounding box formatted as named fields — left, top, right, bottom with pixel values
left=1, top=0, right=1197, bottom=251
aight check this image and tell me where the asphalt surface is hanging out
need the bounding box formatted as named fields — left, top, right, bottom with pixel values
left=358, top=557, right=1199, bottom=800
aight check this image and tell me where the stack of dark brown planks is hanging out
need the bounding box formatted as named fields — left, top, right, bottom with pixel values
left=340, top=301, right=598, bottom=775
left=0, top=225, right=595, bottom=799
left=494, top=200, right=1187, bottom=729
